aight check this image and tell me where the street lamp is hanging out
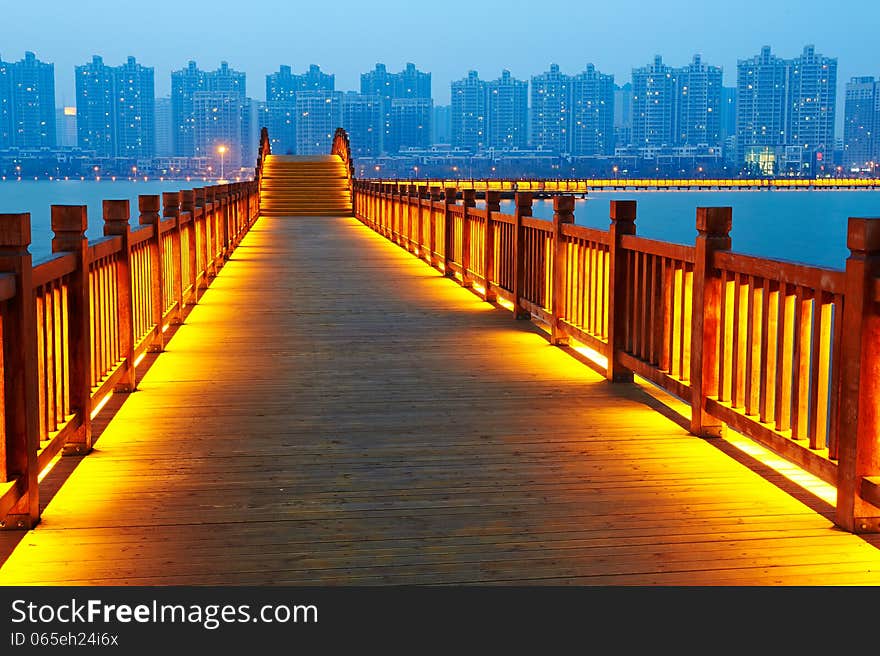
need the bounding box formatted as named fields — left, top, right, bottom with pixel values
left=217, top=145, right=227, bottom=180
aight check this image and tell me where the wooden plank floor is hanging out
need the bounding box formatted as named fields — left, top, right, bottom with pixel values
left=2, top=216, right=880, bottom=585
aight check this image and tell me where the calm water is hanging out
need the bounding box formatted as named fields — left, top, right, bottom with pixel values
left=0, top=180, right=193, bottom=260
left=500, top=189, right=880, bottom=270
left=2, top=181, right=879, bottom=270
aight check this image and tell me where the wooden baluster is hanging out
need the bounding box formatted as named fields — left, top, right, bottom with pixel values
left=162, top=192, right=183, bottom=324
left=139, top=195, right=164, bottom=352
left=512, top=192, right=533, bottom=319
left=484, top=191, right=501, bottom=302
left=835, top=217, right=880, bottom=533
left=443, top=188, right=456, bottom=277
left=461, top=189, right=476, bottom=288
left=103, top=200, right=136, bottom=393
left=0, top=213, right=40, bottom=528
left=606, top=200, right=636, bottom=382
left=552, top=196, right=575, bottom=345
left=689, top=207, right=731, bottom=438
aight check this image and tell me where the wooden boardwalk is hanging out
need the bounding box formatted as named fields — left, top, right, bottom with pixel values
left=2, top=215, right=880, bottom=585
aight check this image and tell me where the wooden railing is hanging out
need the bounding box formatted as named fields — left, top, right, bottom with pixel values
left=0, top=180, right=261, bottom=529
left=366, top=178, right=880, bottom=191
left=353, top=179, right=880, bottom=533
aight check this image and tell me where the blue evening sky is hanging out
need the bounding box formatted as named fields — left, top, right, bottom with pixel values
left=4, top=0, right=878, bottom=116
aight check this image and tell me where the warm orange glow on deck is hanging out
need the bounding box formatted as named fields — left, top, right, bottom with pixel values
left=724, top=431, right=838, bottom=506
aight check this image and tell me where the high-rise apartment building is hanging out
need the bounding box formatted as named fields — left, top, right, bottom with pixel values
left=266, top=64, right=335, bottom=154
left=569, top=64, right=614, bottom=156
left=341, top=92, right=381, bottom=157
left=736, top=45, right=837, bottom=173
left=76, top=56, right=154, bottom=158
left=113, top=57, right=155, bottom=159
left=451, top=70, right=487, bottom=152
left=75, top=56, right=115, bottom=156
left=486, top=70, right=528, bottom=150
left=389, top=98, right=431, bottom=151
left=675, top=55, right=722, bottom=147
left=631, top=55, right=676, bottom=149
left=172, top=61, right=246, bottom=162
left=361, top=63, right=431, bottom=153
left=843, top=76, right=877, bottom=171
left=736, top=46, right=788, bottom=169
left=531, top=64, right=571, bottom=154
left=0, top=51, right=56, bottom=149
left=193, top=90, right=245, bottom=170
left=787, top=45, right=837, bottom=169
left=295, top=90, right=342, bottom=155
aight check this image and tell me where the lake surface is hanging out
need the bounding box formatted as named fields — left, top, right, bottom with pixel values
left=500, top=189, right=880, bottom=271
left=0, top=180, right=193, bottom=260
left=2, top=181, right=879, bottom=270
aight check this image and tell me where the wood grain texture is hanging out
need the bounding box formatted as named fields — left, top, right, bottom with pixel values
left=2, top=216, right=879, bottom=585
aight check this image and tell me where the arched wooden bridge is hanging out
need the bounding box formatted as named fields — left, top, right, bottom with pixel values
left=0, top=129, right=879, bottom=585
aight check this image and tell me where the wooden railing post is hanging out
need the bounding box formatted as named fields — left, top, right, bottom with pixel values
left=417, top=185, right=427, bottom=258
left=49, top=206, right=93, bottom=457
left=139, top=195, right=164, bottom=352
left=406, top=184, right=416, bottom=252
left=162, top=191, right=183, bottom=324
left=607, top=200, right=636, bottom=382
left=836, top=216, right=880, bottom=533
left=194, top=188, right=209, bottom=288
left=461, top=189, right=476, bottom=288
left=0, top=213, right=40, bottom=528
left=484, top=191, right=501, bottom=302
left=429, top=187, right=442, bottom=269
left=552, top=196, right=575, bottom=344
left=443, top=187, right=456, bottom=277
left=690, top=207, right=731, bottom=437
left=512, top=192, right=533, bottom=319
left=219, top=185, right=230, bottom=259
left=180, top=189, right=197, bottom=304
left=205, top=187, right=217, bottom=276
left=103, top=200, right=136, bottom=392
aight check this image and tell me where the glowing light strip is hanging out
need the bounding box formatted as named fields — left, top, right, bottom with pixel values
left=723, top=431, right=837, bottom=506
left=90, top=392, right=114, bottom=420
left=38, top=453, right=62, bottom=483
left=133, top=352, right=147, bottom=368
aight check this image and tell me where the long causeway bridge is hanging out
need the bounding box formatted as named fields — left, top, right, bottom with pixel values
left=0, top=129, right=879, bottom=585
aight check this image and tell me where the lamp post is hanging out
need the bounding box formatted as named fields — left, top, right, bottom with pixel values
left=217, top=145, right=227, bottom=180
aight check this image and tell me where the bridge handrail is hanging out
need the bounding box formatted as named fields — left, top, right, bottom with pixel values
left=0, top=176, right=262, bottom=529
left=366, top=177, right=880, bottom=191
left=255, top=127, right=272, bottom=184
left=331, top=128, right=355, bottom=185
left=351, top=178, right=880, bottom=534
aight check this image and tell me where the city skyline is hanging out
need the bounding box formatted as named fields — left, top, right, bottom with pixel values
left=3, top=0, right=878, bottom=115
left=1, top=45, right=876, bottom=177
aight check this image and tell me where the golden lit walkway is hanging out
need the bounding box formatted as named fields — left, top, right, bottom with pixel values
left=2, top=216, right=880, bottom=585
